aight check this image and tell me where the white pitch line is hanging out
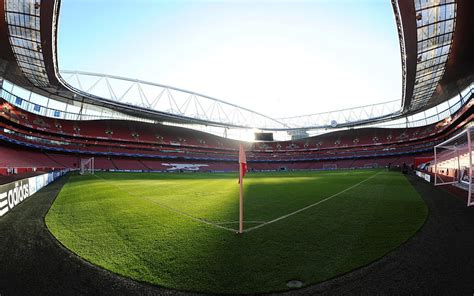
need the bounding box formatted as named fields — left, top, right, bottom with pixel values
left=91, top=174, right=238, bottom=233
left=243, top=172, right=382, bottom=233
left=214, top=221, right=267, bottom=225
left=140, top=196, right=238, bottom=233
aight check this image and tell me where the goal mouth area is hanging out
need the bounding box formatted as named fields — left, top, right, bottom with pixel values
left=80, top=158, right=95, bottom=175
left=433, top=127, right=474, bottom=206
left=323, top=164, right=337, bottom=170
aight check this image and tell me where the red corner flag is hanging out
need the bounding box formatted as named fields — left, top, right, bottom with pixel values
left=238, top=144, right=247, bottom=234
left=238, top=143, right=247, bottom=183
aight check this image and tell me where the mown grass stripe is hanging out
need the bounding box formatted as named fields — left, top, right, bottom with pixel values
left=92, top=174, right=238, bottom=233
left=46, top=170, right=427, bottom=293
left=243, top=172, right=381, bottom=233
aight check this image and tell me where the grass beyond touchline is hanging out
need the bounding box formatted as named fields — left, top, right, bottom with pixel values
left=46, top=169, right=428, bottom=293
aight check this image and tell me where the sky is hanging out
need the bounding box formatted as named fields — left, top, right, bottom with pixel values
left=57, top=0, right=402, bottom=118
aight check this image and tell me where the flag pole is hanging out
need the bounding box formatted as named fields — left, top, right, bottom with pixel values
left=238, top=143, right=247, bottom=234
left=239, top=171, right=244, bottom=234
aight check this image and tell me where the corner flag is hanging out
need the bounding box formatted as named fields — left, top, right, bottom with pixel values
left=239, top=144, right=247, bottom=183
left=238, top=144, right=247, bottom=234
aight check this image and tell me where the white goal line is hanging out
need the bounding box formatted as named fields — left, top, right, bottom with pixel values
left=243, top=172, right=383, bottom=233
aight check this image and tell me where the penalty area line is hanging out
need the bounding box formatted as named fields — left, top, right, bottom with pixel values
left=243, top=172, right=383, bottom=233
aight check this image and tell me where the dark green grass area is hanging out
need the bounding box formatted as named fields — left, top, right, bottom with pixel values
left=46, top=169, right=427, bottom=293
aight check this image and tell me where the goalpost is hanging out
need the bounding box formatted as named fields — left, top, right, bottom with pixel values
left=364, top=163, right=378, bottom=169
left=80, top=157, right=95, bottom=175
left=323, top=164, right=337, bottom=170
left=434, top=126, right=473, bottom=206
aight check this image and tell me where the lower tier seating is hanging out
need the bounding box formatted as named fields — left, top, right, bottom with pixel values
left=0, top=142, right=428, bottom=174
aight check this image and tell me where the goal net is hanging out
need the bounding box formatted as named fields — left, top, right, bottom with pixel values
left=364, top=163, right=378, bottom=169
left=80, top=157, right=95, bottom=175
left=434, top=126, right=473, bottom=206
left=323, top=164, right=337, bottom=170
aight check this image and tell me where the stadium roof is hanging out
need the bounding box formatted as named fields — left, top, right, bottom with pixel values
left=394, top=0, right=474, bottom=114
left=0, top=0, right=472, bottom=130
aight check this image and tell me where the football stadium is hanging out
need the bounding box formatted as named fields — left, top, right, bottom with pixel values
left=0, top=0, right=473, bottom=295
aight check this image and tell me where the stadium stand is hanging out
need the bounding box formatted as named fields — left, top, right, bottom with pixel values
left=0, top=96, right=472, bottom=174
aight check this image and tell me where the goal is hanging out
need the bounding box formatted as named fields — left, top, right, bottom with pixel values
left=323, top=164, right=337, bottom=170
left=80, top=157, right=95, bottom=175
left=434, top=126, right=473, bottom=206
left=364, top=163, right=378, bottom=169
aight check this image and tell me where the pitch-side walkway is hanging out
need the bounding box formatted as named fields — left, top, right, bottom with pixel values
left=1, top=174, right=474, bottom=295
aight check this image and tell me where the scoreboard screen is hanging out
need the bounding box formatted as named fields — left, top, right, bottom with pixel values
left=254, top=132, right=274, bottom=141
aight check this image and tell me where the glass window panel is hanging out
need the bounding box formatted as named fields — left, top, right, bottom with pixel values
left=65, top=104, right=80, bottom=114
left=22, top=64, right=45, bottom=74
left=29, top=92, right=47, bottom=105
left=2, top=80, right=14, bottom=91
left=448, top=96, right=459, bottom=107
left=84, top=108, right=102, bottom=117
left=445, top=3, right=455, bottom=18
left=441, top=44, right=450, bottom=54
left=47, top=99, right=67, bottom=111
left=445, top=19, right=454, bottom=32
left=11, top=85, right=30, bottom=99
left=412, top=111, right=426, bottom=121
left=417, top=63, right=444, bottom=76
left=417, top=69, right=443, bottom=81
left=414, top=87, right=435, bottom=100
left=460, top=85, right=471, bottom=98
left=418, top=74, right=434, bottom=84
left=424, top=106, right=437, bottom=117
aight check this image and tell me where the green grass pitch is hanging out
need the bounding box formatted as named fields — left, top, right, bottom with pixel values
left=46, top=169, right=427, bottom=293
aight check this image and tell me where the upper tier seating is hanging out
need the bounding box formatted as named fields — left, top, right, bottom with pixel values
left=0, top=96, right=472, bottom=173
